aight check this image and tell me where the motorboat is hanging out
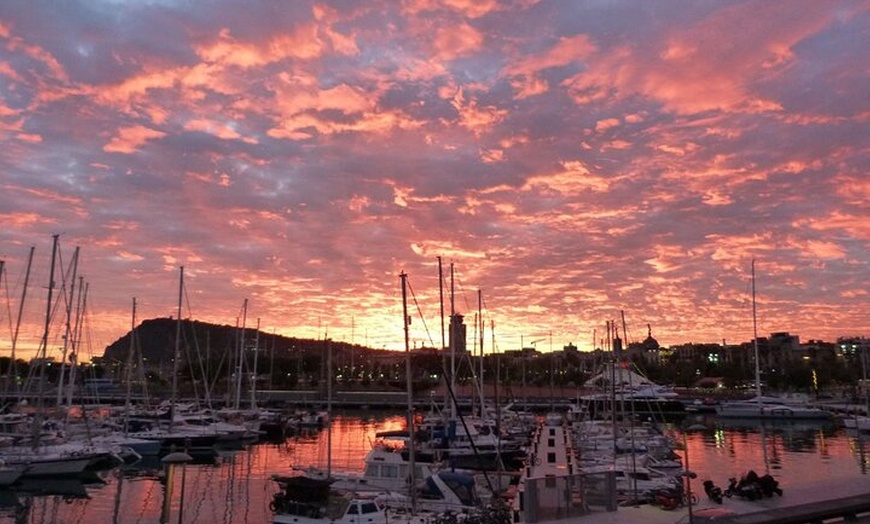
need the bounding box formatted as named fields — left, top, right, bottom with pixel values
left=271, top=474, right=389, bottom=524
left=329, top=440, right=438, bottom=493
left=379, top=470, right=481, bottom=514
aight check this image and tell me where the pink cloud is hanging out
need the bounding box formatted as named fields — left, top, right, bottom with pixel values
left=432, top=22, right=484, bottom=61
left=103, top=125, right=166, bottom=153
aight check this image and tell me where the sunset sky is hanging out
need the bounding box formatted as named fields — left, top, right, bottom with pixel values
left=0, top=1, right=867, bottom=362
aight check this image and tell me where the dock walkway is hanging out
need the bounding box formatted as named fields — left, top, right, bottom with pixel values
left=518, top=417, right=870, bottom=524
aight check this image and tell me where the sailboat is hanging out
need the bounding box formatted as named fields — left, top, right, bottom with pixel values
left=3, top=236, right=119, bottom=478
left=716, top=261, right=832, bottom=421
left=124, top=267, right=219, bottom=455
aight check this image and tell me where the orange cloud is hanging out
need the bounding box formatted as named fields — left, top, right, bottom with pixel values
left=505, top=35, right=597, bottom=78
left=450, top=87, right=507, bottom=136
left=522, top=160, right=610, bottom=194
left=184, top=118, right=257, bottom=143
left=0, top=212, right=51, bottom=228
left=103, top=125, right=166, bottom=153
left=562, top=4, right=848, bottom=115
left=404, top=0, right=501, bottom=19
left=432, top=22, right=484, bottom=61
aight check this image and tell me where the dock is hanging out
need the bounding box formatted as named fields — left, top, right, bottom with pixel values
left=513, top=415, right=870, bottom=524
left=721, top=492, right=870, bottom=524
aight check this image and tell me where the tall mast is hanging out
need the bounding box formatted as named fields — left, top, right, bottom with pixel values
left=438, top=256, right=446, bottom=405
left=250, top=317, right=260, bottom=409
left=4, top=246, right=33, bottom=404
left=478, top=289, right=485, bottom=416
left=124, top=298, right=137, bottom=436
left=450, top=263, right=456, bottom=420
left=65, top=280, right=86, bottom=412
left=57, top=246, right=79, bottom=407
left=400, top=271, right=416, bottom=513
left=234, top=298, right=248, bottom=410
left=36, top=234, right=59, bottom=417
left=170, top=266, right=183, bottom=432
left=752, top=260, right=761, bottom=400
left=326, top=337, right=332, bottom=479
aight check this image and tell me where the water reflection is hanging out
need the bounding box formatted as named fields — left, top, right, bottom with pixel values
left=0, top=411, right=866, bottom=524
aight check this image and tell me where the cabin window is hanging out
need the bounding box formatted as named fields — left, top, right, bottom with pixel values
left=632, top=472, right=651, bottom=481
left=382, top=465, right=398, bottom=478
left=347, top=504, right=360, bottom=514
left=363, top=464, right=379, bottom=477
left=360, top=502, right=379, bottom=514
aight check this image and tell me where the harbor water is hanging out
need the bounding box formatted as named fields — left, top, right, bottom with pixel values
left=0, top=410, right=867, bottom=524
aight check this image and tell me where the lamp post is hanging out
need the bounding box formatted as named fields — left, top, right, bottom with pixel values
left=161, top=449, right=193, bottom=524
left=681, top=424, right=696, bottom=524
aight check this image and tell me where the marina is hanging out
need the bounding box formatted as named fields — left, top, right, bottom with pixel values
left=0, top=409, right=866, bottom=524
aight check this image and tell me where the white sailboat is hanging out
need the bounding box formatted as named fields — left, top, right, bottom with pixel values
left=2, top=236, right=117, bottom=478
left=716, top=261, right=832, bottom=421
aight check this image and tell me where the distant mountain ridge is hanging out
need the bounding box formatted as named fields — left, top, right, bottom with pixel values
left=102, top=317, right=358, bottom=365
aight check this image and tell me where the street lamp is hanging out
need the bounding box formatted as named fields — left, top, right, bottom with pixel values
left=161, top=449, right=193, bottom=524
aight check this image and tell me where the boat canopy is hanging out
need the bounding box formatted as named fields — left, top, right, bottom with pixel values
left=584, top=362, right=659, bottom=389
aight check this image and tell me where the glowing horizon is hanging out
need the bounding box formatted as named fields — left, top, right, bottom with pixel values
left=0, top=1, right=867, bottom=362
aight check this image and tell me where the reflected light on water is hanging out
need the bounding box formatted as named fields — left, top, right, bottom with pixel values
left=0, top=411, right=866, bottom=524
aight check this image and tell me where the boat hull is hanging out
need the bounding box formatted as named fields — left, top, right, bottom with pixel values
left=15, top=455, right=93, bottom=478
left=579, top=397, right=686, bottom=419
left=716, top=404, right=832, bottom=420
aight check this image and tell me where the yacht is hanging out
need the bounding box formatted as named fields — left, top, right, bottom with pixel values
left=716, top=395, right=832, bottom=420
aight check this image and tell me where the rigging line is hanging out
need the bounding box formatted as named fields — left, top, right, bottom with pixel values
left=1, top=264, right=8, bottom=337
left=405, top=277, right=436, bottom=348
left=453, top=271, right=474, bottom=317
left=182, top=282, right=214, bottom=407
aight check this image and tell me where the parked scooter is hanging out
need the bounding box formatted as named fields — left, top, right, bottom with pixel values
left=703, top=480, right=724, bottom=504
left=724, top=470, right=782, bottom=501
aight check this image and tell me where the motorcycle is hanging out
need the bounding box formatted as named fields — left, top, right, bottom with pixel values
left=724, top=470, right=782, bottom=500
left=703, top=479, right=724, bottom=504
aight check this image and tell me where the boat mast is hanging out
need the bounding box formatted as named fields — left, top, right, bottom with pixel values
left=450, top=263, right=456, bottom=420
left=438, top=256, right=446, bottom=378
left=250, top=317, right=260, bottom=409
left=170, top=266, right=183, bottom=433
left=35, top=234, right=59, bottom=419
left=752, top=259, right=771, bottom=474
left=752, top=260, right=761, bottom=400
left=3, top=246, right=33, bottom=405
left=65, top=279, right=86, bottom=414
left=124, top=297, right=137, bottom=436
left=478, top=289, right=485, bottom=417
left=326, top=337, right=332, bottom=479
left=56, top=246, right=79, bottom=407
left=400, top=271, right=416, bottom=513
left=234, top=298, right=248, bottom=410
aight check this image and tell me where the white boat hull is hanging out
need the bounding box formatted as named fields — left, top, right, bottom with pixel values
left=13, top=455, right=92, bottom=477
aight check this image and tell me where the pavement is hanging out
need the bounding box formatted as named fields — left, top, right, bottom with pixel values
left=560, top=476, right=870, bottom=524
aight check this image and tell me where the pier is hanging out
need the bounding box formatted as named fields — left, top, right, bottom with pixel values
left=511, top=414, right=870, bottom=524
left=720, top=492, right=870, bottom=524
